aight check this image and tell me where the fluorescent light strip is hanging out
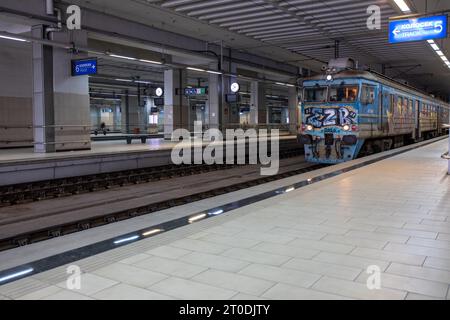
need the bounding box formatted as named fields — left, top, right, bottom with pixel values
left=187, top=67, right=206, bottom=72
left=188, top=213, right=207, bottom=223
left=115, top=78, right=133, bottom=82
left=275, top=82, right=295, bottom=87
left=393, top=0, right=411, bottom=13
left=139, top=59, right=162, bottom=65
left=285, top=187, right=295, bottom=193
left=207, top=70, right=222, bottom=75
left=109, top=54, right=137, bottom=61
left=0, top=35, right=28, bottom=42
left=113, top=235, right=139, bottom=244
left=0, top=268, right=34, bottom=283
left=427, top=41, right=450, bottom=71
left=430, top=43, right=440, bottom=51
left=135, top=80, right=152, bottom=84
left=142, top=229, right=163, bottom=237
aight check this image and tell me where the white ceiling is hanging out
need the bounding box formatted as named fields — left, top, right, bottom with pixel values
left=69, top=0, right=450, bottom=97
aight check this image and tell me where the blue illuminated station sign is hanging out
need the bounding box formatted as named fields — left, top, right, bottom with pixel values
left=71, top=58, right=98, bottom=76
left=389, top=15, right=448, bottom=44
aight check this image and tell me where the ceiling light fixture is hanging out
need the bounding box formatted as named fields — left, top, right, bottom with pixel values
left=0, top=35, right=28, bottom=42
left=139, top=59, right=162, bottom=65
left=187, top=67, right=206, bottom=72
left=393, top=0, right=411, bottom=13
left=109, top=54, right=137, bottom=61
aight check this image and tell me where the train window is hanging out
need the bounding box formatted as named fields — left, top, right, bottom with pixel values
left=304, top=87, right=327, bottom=102
left=397, top=96, right=403, bottom=115
left=361, top=85, right=375, bottom=104
left=329, top=85, right=358, bottom=102
left=403, top=98, right=409, bottom=115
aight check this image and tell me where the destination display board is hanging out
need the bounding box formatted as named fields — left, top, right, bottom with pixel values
left=389, top=15, right=448, bottom=43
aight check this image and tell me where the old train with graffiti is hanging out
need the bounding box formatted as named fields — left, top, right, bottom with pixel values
left=298, top=63, right=450, bottom=164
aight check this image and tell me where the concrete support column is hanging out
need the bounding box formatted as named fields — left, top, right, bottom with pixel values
left=164, top=69, right=189, bottom=139
left=250, top=81, right=266, bottom=126
left=223, top=63, right=239, bottom=128
left=207, top=73, right=220, bottom=130
left=121, top=92, right=128, bottom=134
left=32, top=25, right=55, bottom=153
left=121, top=92, right=146, bottom=134
left=114, top=104, right=121, bottom=131
left=32, top=26, right=91, bottom=152
left=52, top=30, right=90, bottom=151
left=288, top=86, right=300, bottom=134
left=128, top=96, right=141, bottom=133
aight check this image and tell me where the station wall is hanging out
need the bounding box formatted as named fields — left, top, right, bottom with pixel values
left=0, top=41, right=33, bottom=148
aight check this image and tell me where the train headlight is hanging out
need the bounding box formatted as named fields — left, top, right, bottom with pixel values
left=326, top=74, right=333, bottom=81
left=343, top=125, right=351, bottom=131
left=307, top=125, right=313, bottom=131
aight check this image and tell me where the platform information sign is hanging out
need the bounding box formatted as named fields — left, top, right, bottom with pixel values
left=184, top=87, right=207, bottom=96
left=71, top=58, right=98, bottom=76
left=389, top=15, right=448, bottom=43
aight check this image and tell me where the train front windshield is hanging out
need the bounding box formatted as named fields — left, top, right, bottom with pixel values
left=304, top=87, right=327, bottom=102
left=303, top=85, right=359, bottom=103
left=329, top=85, right=358, bottom=102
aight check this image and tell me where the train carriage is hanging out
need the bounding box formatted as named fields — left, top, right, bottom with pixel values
left=299, top=60, right=450, bottom=164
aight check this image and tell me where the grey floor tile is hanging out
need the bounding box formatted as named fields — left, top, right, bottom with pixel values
left=179, top=251, right=250, bottom=272
left=93, top=283, right=174, bottom=300
left=134, top=255, right=207, bottom=278
left=355, top=272, right=448, bottom=298
left=252, top=242, right=320, bottom=259
left=145, top=245, right=192, bottom=259
left=56, top=273, right=118, bottom=296
left=312, top=276, right=407, bottom=300
left=192, top=269, right=275, bottom=296
left=238, top=264, right=321, bottom=288
left=262, top=283, right=352, bottom=300
left=92, top=263, right=168, bottom=288
left=283, top=258, right=362, bottom=280
left=386, top=263, right=450, bottom=284
left=149, top=277, right=236, bottom=300
left=221, top=247, right=291, bottom=266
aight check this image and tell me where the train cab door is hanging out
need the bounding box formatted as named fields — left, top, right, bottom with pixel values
left=378, top=86, right=384, bottom=132
left=415, top=100, right=421, bottom=140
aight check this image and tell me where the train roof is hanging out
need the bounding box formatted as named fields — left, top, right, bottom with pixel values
left=303, top=70, right=450, bottom=108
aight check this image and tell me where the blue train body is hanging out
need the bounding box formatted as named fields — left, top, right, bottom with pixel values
left=299, top=70, right=450, bottom=164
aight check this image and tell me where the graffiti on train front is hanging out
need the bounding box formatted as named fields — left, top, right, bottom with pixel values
left=305, top=106, right=358, bottom=128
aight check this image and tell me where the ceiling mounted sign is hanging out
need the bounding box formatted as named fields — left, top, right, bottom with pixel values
left=389, top=15, right=448, bottom=43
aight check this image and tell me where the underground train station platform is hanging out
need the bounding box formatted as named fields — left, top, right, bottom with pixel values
left=0, top=137, right=448, bottom=300
left=1, top=0, right=450, bottom=308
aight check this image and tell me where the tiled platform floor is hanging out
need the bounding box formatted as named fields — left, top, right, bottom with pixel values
left=0, top=139, right=449, bottom=300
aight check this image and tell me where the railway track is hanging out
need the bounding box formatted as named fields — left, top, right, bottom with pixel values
left=0, top=146, right=303, bottom=207
left=0, top=158, right=324, bottom=251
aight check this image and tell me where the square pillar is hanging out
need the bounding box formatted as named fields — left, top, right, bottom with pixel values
left=207, top=73, right=220, bottom=130
left=32, top=25, right=55, bottom=153
left=250, top=81, right=266, bottom=126
left=32, top=26, right=91, bottom=152
left=164, top=69, right=189, bottom=139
